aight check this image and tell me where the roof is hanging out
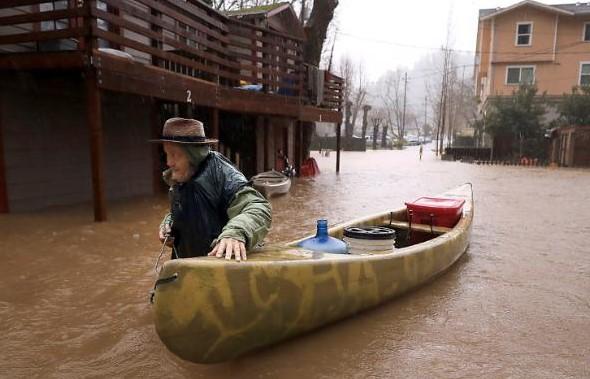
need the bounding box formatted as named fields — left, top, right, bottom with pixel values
left=553, top=3, right=590, bottom=14
left=226, top=2, right=305, bottom=39
left=479, top=1, right=590, bottom=20
left=225, top=2, right=290, bottom=17
left=479, top=8, right=497, bottom=18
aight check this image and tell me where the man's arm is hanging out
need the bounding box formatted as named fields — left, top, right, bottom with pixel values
left=209, top=186, right=272, bottom=260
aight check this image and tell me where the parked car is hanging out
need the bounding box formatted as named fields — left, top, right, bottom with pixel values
left=405, top=136, right=420, bottom=146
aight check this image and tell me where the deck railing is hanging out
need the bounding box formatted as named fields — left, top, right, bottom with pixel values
left=0, top=0, right=342, bottom=110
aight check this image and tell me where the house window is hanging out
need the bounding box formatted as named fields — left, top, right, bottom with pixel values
left=516, top=22, right=532, bottom=46
left=581, top=63, right=590, bottom=86
left=584, top=23, right=590, bottom=42
left=506, top=66, right=535, bottom=85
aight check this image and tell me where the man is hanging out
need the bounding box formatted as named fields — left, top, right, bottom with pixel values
left=153, top=117, right=271, bottom=261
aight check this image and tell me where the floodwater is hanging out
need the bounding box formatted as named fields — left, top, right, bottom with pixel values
left=1, top=145, right=589, bottom=378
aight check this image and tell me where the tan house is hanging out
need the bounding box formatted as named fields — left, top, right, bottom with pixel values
left=475, top=0, right=590, bottom=115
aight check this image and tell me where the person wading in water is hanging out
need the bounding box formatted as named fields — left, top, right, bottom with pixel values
left=153, top=118, right=271, bottom=261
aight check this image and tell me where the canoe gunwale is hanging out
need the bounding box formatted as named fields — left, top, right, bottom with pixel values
left=158, top=183, right=473, bottom=268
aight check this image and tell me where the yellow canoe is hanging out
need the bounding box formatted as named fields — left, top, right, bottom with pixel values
left=152, top=184, right=473, bottom=363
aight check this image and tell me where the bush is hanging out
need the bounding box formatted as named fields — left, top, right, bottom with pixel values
left=484, top=85, right=546, bottom=159
left=559, top=86, right=590, bottom=126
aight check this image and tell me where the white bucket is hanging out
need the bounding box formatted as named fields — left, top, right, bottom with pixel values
left=343, top=237, right=395, bottom=255
left=342, top=226, right=396, bottom=255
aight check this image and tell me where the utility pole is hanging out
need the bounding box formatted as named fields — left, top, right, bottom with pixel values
left=402, top=72, right=408, bottom=142
left=424, top=95, right=428, bottom=134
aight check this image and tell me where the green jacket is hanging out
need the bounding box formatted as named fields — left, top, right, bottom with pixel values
left=160, top=152, right=271, bottom=257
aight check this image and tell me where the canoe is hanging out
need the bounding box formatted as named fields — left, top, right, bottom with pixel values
left=251, top=170, right=291, bottom=197
left=151, top=184, right=473, bottom=363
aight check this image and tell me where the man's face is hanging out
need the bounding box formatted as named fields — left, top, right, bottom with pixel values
left=163, top=142, right=192, bottom=183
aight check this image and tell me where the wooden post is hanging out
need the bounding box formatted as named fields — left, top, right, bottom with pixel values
left=0, top=97, right=8, bottom=213
left=255, top=116, right=265, bottom=173
left=336, top=122, right=342, bottom=173
left=211, top=107, right=219, bottom=151
left=287, top=120, right=295, bottom=164
left=264, top=117, right=270, bottom=170
left=86, top=70, right=107, bottom=222
left=185, top=103, right=193, bottom=118
left=294, top=120, right=303, bottom=173
left=151, top=98, right=163, bottom=194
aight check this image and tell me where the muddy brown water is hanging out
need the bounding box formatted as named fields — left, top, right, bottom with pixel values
left=1, top=146, right=589, bottom=378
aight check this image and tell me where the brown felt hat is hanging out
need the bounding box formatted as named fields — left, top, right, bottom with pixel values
left=150, top=117, right=218, bottom=145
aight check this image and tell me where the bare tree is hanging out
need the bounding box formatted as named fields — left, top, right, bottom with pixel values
left=369, top=108, right=385, bottom=150
left=448, top=69, right=477, bottom=146
left=338, top=55, right=355, bottom=138
left=434, top=46, right=454, bottom=156
left=303, top=0, right=339, bottom=66
left=361, top=104, right=371, bottom=140
left=379, top=69, right=406, bottom=144
left=338, top=55, right=355, bottom=105
left=344, top=100, right=353, bottom=138
left=349, top=61, right=368, bottom=137
left=322, top=22, right=338, bottom=71
left=381, top=123, right=389, bottom=148
left=433, top=9, right=458, bottom=156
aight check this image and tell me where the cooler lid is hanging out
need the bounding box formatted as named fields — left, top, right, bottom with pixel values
left=343, top=226, right=396, bottom=240
left=405, top=196, right=465, bottom=211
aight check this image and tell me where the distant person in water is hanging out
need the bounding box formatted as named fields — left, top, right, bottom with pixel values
left=153, top=118, right=271, bottom=261
left=419, top=144, right=423, bottom=161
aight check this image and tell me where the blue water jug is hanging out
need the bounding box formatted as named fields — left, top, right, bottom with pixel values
left=298, top=219, right=349, bottom=254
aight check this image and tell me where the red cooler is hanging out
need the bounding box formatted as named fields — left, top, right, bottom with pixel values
left=405, top=197, right=465, bottom=228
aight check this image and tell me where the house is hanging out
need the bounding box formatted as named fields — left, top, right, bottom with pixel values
left=474, top=0, right=590, bottom=117
left=0, top=1, right=343, bottom=220
left=225, top=2, right=305, bottom=40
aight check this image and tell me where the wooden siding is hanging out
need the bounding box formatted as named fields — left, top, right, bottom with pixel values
left=0, top=0, right=343, bottom=112
left=1, top=73, right=152, bottom=211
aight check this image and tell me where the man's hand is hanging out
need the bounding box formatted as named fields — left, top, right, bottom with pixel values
left=158, top=223, right=174, bottom=247
left=208, top=238, right=247, bottom=261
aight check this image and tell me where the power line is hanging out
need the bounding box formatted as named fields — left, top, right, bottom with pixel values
left=338, top=31, right=590, bottom=56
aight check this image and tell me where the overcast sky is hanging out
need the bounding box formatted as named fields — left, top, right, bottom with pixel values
left=331, top=0, right=558, bottom=81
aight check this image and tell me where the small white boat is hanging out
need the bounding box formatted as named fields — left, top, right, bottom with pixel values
left=251, top=170, right=291, bottom=197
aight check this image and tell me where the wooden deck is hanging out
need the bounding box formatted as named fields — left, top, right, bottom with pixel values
left=0, top=0, right=343, bottom=220
left=0, top=0, right=343, bottom=118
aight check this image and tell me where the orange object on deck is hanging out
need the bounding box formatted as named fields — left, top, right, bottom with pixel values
left=299, top=157, right=320, bottom=177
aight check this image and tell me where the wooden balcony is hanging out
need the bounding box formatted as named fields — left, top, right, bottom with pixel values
left=0, top=0, right=345, bottom=220
left=0, top=0, right=343, bottom=122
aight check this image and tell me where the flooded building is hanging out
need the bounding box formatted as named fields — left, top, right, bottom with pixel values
left=0, top=1, right=343, bottom=220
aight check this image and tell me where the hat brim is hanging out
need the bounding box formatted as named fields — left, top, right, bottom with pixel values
left=149, top=138, right=218, bottom=145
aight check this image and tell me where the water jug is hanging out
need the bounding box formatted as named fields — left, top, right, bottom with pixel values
left=298, top=219, right=349, bottom=254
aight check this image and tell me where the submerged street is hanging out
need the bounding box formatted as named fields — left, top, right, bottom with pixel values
left=1, top=145, right=589, bottom=378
